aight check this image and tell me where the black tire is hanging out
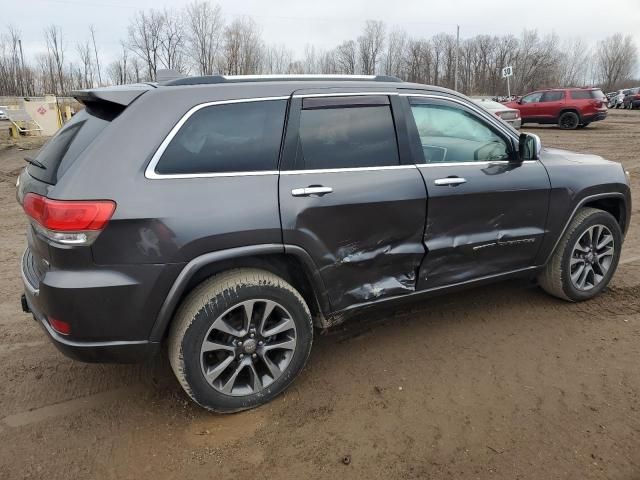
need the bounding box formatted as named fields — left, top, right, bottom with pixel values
left=538, top=207, right=622, bottom=302
left=558, top=111, right=580, bottom=129
left=168, top=268, right=314, bottom=413
left=577, top=122, right=590, bottom=129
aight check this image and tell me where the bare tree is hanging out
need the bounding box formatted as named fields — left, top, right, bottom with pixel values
left=263, top=44, right=293, bottom=74
left=89, top=25, right=102, bottom=86
left=159, top=9, right=187, bottom=72
left=358, top=20, right=385, bottom=75
left=44, top=25, right=66, bottom=94
left=558, top=38, right=591, bottom=87
left=335, top=40, right=357, bottom=74
left=382, top=29, right=407, bottom=77
left=76, top=40, right=93, bottom=88
left=128, top=9, right=165, bottom=81
left=595, top=34, right=638, bottom=91
left=220, top=17, right=263, bottom=75
left=185, top=1, right=224, bottom=75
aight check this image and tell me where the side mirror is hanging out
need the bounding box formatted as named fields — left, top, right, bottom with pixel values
left=517, top=98, right=523, bottom=104
left=518, top=133, right=542, bottom=161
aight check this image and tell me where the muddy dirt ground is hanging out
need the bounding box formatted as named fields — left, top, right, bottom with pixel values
left=0, top=111, right=639, bottom=479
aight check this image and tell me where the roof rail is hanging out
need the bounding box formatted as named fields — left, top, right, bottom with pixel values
left=161, top=74, right=403, bottom=86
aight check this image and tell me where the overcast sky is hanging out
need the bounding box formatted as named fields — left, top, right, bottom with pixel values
left=7, top=0, right=640, bottom=66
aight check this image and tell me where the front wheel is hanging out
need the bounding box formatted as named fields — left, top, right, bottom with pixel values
left=577, top=122, right=590, bottom=129
left=558, top=111, right=580, bottom=129
left=168, top=268, right=314, bottom=413
left=538, top=208, right=622, bottom=302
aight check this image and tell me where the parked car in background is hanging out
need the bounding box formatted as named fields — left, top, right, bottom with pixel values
left=609, top=89, right=629, bottom=108
left=0, top=107, right=8, bottom=121
left=606, top=92, right=617, bottom=108
left=623, top=88, right=640, bottom=109
left=471, top=98, right=521, bottom=128
left=504, top=88, right=608, bottom=129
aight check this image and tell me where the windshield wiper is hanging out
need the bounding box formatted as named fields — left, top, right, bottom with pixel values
left=24, top=156, right=46, bottom=169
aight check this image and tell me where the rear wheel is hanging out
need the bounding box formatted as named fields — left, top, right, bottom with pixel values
left=538, top=208, right=622, bottom=302
left=168, top=268, right=314, bottom=413
left=558, top=111, right=580, bottom=129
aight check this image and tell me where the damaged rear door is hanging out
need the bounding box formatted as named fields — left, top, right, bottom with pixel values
left=279, top=92, right=427, bottom=311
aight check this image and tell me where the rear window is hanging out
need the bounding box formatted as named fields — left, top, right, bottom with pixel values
left=155, top=99, right=287, bottom=175
left=28, top=108, right=110, bottom=185
left=570, top=89, right=605, bottom=100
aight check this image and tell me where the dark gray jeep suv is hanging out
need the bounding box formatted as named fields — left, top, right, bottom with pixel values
left=18, top=74, right=631, bottom=412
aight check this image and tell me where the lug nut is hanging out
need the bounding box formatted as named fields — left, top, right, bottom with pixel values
left=238, top=341, right=243, bottom=346
left=252, top=353, right=257, bottom=359
left=258, top=341, right=264, bottom=346
left=239, top=354, right=244, bottom=359
left=250, top=333, right=255, bottom=338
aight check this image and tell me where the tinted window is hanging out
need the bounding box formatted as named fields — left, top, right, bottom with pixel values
left=521, top=92, right=543, bottom=104
left=570, top=90, right=593, bottom=99
left=155, top=99, right=287, bottom=175
left=409, top=102, right=509, bottom=163
left=541, top=91, right=564, bottom=102
left=294, top=104, right=399, bottom=170
left=28, top=109, right=110, bottom=185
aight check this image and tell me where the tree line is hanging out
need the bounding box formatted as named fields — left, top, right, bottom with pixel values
left=0, top=1, right=638, bottom=97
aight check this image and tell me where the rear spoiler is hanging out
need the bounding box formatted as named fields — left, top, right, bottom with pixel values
left=72, top=83, right=156, bottom=107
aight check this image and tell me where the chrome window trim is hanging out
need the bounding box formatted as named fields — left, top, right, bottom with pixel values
left=416, top=160, right=537, bottom=168
left=399, top=93, right=520, bottom=143
left=281, top=165, right=417, bottom=175
left=293, top=91, right=399, bottom=99
left=145, top=96, right=290, bottom=180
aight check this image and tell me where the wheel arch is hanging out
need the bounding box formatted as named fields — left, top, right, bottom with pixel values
left=543, top=192, right=627, bottom=266
left=149, top=244, right=331, bottom=342
left=558, top=108, right=581, bottom=121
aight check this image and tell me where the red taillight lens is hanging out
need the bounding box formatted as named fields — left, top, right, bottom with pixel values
left=49, top=317, right=71, bottom=335
left=23, top=193, right=115, bottom=231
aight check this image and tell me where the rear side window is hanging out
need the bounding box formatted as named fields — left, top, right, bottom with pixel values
left=293, top=100, right=399, bottom=170
left=155, top=99, right=287, bottom=175
left=541, top=91, right=564, bottom=102
left=570, top=90, right=604, bottom=100
left=28, top=109, right=110, bottom=185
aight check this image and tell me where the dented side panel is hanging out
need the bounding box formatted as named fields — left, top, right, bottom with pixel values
left=279, top=168, right=427, bottom=311
left=416, top=161, right=551, bottom=289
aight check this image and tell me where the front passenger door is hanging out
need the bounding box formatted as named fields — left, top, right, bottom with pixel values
left=518, top=91, right=544, bottom=122
left=403, top=95, right=551, bottom=290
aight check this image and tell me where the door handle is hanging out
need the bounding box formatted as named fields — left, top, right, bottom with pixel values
left=434, top=177, right=467, bottom=186
left=291, top=186, right=334, bottom=197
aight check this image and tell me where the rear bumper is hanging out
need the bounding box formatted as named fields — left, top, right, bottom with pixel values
left=583, top=111, right=607, bottom=123
left=21, top=290, right=159, bottom=363
left=20, top=248, right=165, bottom=363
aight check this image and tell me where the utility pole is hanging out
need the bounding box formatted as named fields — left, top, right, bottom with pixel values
left=18, top=39, right=26, bottom=96
left=454, top=25, right=460, bottom=92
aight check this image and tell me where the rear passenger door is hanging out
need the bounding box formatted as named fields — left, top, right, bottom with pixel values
left=278, top=93, right=427, bottom=311
left=538, top=91, right=565, bottom=121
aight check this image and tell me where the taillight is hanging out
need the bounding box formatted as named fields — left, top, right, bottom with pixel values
left=48, top=317, right=71, bottom=335
left=23, top=193, right=116, bottom=245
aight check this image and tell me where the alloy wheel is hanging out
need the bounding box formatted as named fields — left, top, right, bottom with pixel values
left=199, top=299, right=297, bottom=396
left=569, top=224, right=615, bottom=291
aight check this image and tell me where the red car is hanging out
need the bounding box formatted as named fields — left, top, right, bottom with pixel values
left=504, top=88, right=608, bottom=129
